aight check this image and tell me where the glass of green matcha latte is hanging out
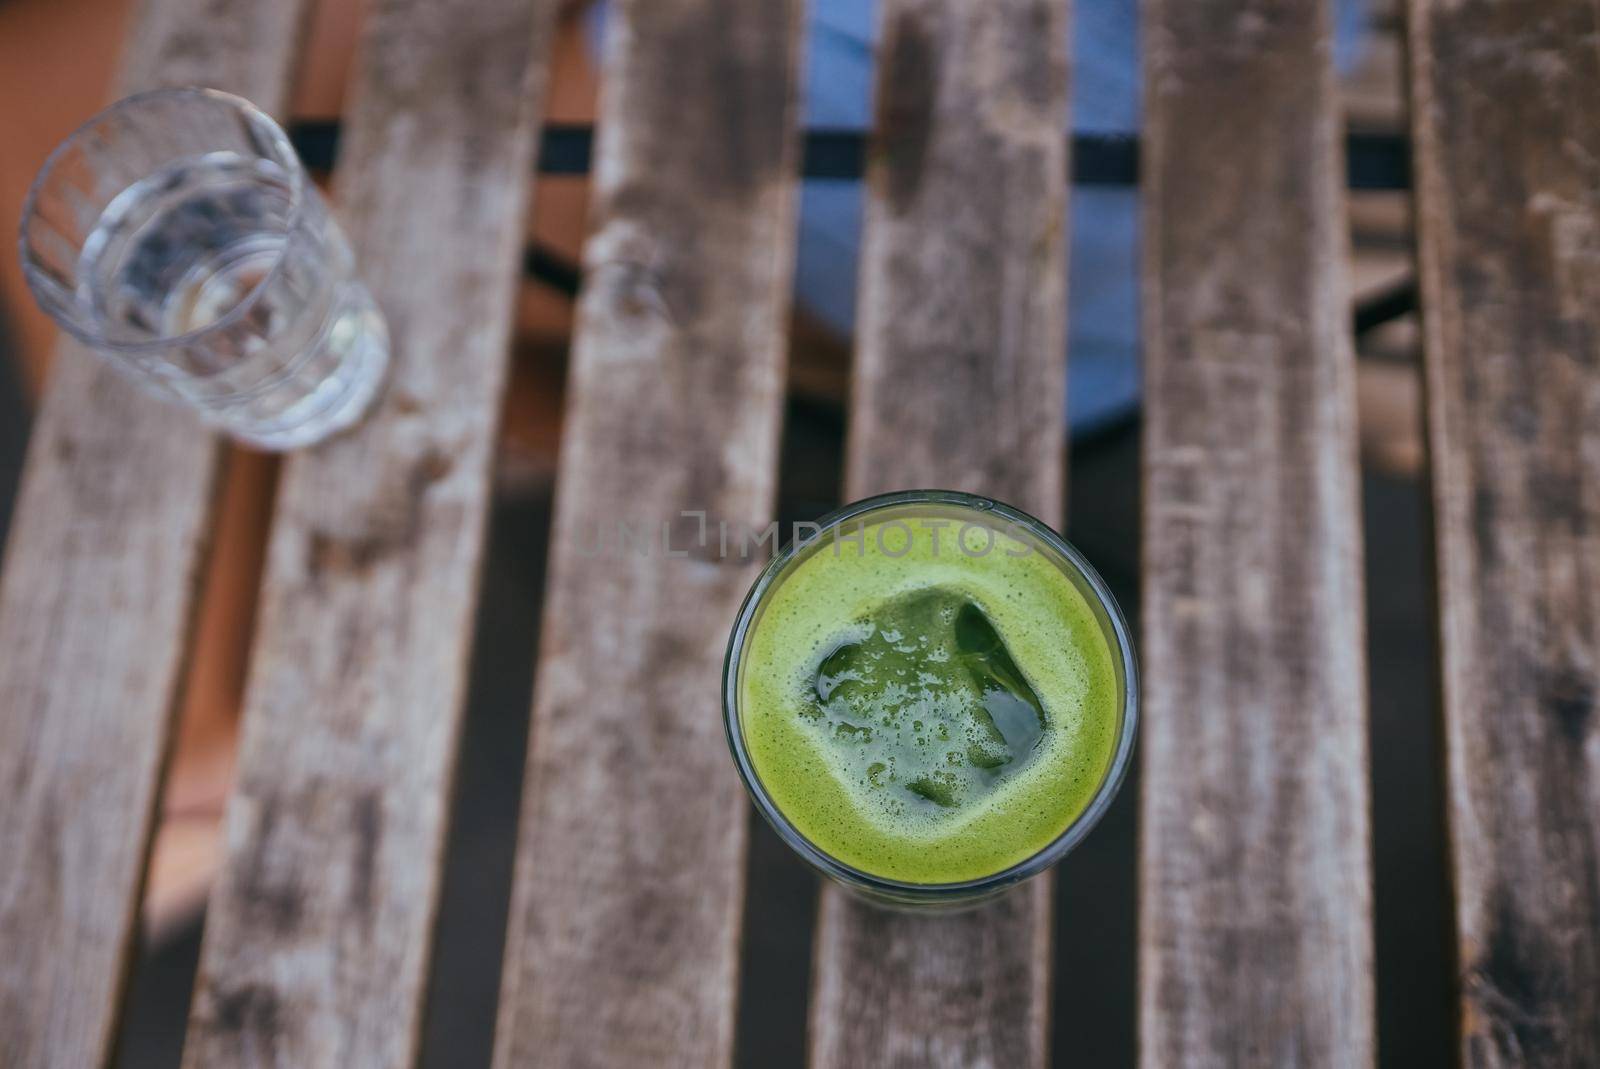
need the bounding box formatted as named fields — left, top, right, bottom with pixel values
left=723, top=490, right=1137, bottom=909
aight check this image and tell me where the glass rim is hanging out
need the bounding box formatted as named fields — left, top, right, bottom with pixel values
left=722, top=488, right=1140, bottom=903
left=18, top=86, right=307, bottom=357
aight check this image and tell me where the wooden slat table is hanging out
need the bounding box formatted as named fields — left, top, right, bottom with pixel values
left=0, top=3, right=310, bottom=1065
left=1409, top=0, right=1600, bottom=1062
left=1, top=0, right=1598, bottom=1064
left=1139, top=0, right=1374, bottom=1063
left=492, top=1, right=801, bottom=1064
left=810, top=1, right=1068, bottom=1066
left=183, top=0, right=558, bottom=1064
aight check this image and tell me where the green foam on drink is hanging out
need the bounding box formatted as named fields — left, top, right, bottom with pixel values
left=809, top=588, right=1048, bottom=810
left=739, top=509, right=1121, bottom=884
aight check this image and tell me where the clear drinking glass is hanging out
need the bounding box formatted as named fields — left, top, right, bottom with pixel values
left=19, top=87, right=388, bottom=450
left=724, top=490, right=1139, bottom=910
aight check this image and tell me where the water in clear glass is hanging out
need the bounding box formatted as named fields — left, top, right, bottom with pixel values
left=20, top=88, right=389, bottom=450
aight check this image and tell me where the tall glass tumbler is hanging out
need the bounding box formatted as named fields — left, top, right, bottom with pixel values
left=19, top=87, right=389, bottom=451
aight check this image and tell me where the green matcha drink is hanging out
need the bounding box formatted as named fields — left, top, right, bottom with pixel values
left=725, top=491, right=1136, bottom=900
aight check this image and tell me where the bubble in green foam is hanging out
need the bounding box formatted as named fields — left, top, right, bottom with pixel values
left=806, top=589, right=1046, bottom=811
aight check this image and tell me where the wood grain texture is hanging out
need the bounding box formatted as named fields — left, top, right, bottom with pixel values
left=0, top=3, right=309, bottom=1066
left=490, top=2, right=802, bottom=1065
left=1138, top=0, right=1374, bottom=1064
left=810, top=2, right=1069, bottom=1066
left=179, top=0, right=557, bottom=1064
left=1408, top=1, right=1600, bottom=1063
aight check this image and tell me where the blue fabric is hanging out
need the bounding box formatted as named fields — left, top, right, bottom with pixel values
left=589, top=0, right=1367, bottom=435
left=797, top=2, right=1146, bottom=433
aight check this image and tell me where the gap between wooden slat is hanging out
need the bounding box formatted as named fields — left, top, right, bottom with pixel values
left=731, top=394, right=847, bottom=1069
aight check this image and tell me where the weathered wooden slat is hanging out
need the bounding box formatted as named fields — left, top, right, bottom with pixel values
left=0, top=3, right=310, bottom=1066
left=179, top=0, right=558, bottom=1064
left=809, top=2, right=1069, bottom=1066
left=1138, top=0, right=1373, bottom=1064
left=490, top=2, right=803, bottom=1065
left=1408, top=1, right=1600, bottom=1062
